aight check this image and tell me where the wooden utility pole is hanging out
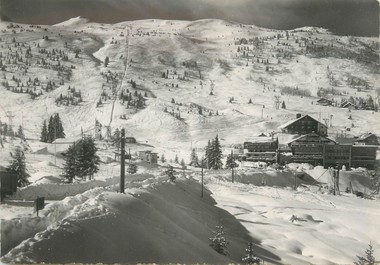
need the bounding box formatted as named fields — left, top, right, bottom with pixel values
left=201, top=157, right=204, bottom=198
left=120, top=128, right=125, bottom=193
left=231, top=150, right=234, bottom=183
left=336, top=166, right=340, bottom=195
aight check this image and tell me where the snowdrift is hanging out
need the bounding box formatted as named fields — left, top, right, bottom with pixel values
left=2, top=178, right=280, bottom=264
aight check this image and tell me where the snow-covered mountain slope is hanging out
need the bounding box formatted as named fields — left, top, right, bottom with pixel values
left=0, top=18, right=379, bottom=162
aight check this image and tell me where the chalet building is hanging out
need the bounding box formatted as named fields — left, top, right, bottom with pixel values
left=323, top=145, right=352, bottom=168
left=336, top=133, right=379, bottom=146
left=287, top=133, right=377, bottom=169
left=356, top=133, right=379, bottom=145
left=351, top=145, right=377, bottom=169
left=288, top=133, right=336, bottom=166
left=138, top=151, right=158, bottom=164
left=316, top=98, right=333, bottom=106
left=279, top=114, right=328, bottom=137
left=242, top=135, right=278, bottom=163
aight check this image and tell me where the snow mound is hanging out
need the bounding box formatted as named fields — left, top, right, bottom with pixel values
left=2, top=179, right=280, bottom=264
left=53, top=16, right=89, bottom=27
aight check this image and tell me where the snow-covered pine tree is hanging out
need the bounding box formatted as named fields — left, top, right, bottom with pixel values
left=242, top=241, right=261, bottom=265
left=174, top=154, right=179, bottom=164
left=7, top=147, right=30, bottom=187
left=180, top=158, right=186, bottom=169
left=112, top=128, right=121, bottom=151
left=166, top=166, right=176, bottom=182
left=17, top=125, right=25, bottom=140
left=47, top=115, right=55, bottom=143
left=209, top=225, right=229, bottom=255
left=210, top=135, right=223, bottom=170
left=62, top=144, right=77, bottom=183
left=76, top=136, right=100, bottom=181
left=225, top=152, right=238, bottom=169
left=281, top=101, right=286, bottom=109
left=205, top=140, right=212, bottom=169
left=54, top=113, right=65, bottom=139
left=354, top=242, right=376, bottom=265
left=189, top=148, right=199, bottom=167
left=160, top=154, right=166, bottom=163
left=40, top=120, right=48, bottom=142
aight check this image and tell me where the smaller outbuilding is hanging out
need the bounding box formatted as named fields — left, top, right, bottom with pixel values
left=316, top=98, right=333, bottom=106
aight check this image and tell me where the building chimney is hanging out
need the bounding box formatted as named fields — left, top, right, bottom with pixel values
left=296, top=113, right=302, bottom=119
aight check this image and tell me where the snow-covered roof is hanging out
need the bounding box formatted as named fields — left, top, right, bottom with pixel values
left=358, top=132, right=377, bottom=140
left=288, top=132, right=337, bottom=145
left=278, top=114, right=325, bottom=130
left=244, top=136, right=276, bottom=143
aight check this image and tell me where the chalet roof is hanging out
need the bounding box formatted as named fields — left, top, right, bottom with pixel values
left=358, top=132, right=377, bottom=141
left=317, top=98, right=332, bottom=103
left=279, top=114, right=326, bottom=130
left=288, top=132, right=336, bottom=146
left=341, top=101, right=355, bottom=107
left=336, top=137, right=357, bottom=145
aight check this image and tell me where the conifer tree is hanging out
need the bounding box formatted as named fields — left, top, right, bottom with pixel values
left=104, top=56, right=109, bottom=67
left=160, top=154, right=166, bottom=163
left=281, top=101, right=286, bottom=109
left=209, top=135, right=223, bottom=170
left=112, top=128, right=121, bottom=151
left=180, top=158, right=186, bottom=168
left=225, top=152, right=238, bottom=169
left=209, top=225, right=228, bottom=255
left=17, top=125, right=25, bottom=140
left=47, top=116, right=55, bottom=143
left=189, top=148, right=199, bottom=167
left=174, top=154, right=179, bottom=164
left=76, top=136, right=100, bottom=181
left=62, top=136, right=100, bottom=182
left=7, top=147, right=30, bottom=187
left=62, top=144, right=77, bottom=183
left=242, top=241, right=261, bottom=265
left=40, top=120, right=48, bottom=143
left=166, top=166, right=176, bottom=182
left=54, top=113, right=65, bottom=139
left=355, top=242, right=376, bottom=265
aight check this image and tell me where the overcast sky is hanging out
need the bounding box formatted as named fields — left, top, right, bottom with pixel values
left=0, top=0, right=378, bottom=36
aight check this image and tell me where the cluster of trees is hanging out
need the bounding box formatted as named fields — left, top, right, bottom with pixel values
left=40, top=113, right=65, bottom=143
left=317, top=87, right=343, bottom=98
left=347, top=76, right=370, bottom=90
left=119, top=90, right=146, bottom=109
left=62, top=136, right=100, bottom=182
left=280, top=86, right=312, bottom=98
left=55, top=87, right=83, bottom=106
left=0, top=121, right=25, bottom=141
left=342, top=96, right=377, bottom=111
left=205, top=135, right=223, bottom=170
